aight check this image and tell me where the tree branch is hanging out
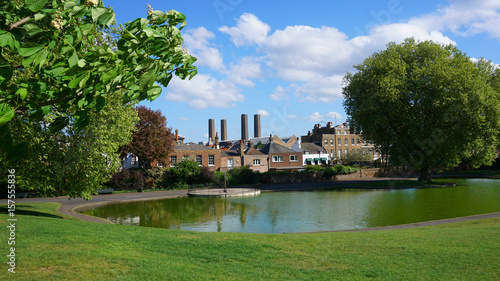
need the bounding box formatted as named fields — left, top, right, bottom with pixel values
left=8, top=16, right=31, bottom=31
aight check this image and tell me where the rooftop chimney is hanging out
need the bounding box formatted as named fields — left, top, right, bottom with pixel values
left=221, top=119, right=227, bottom=141
left=208, top=119, right=215, bottom=142
left=254, top=114, right=261, bottom=138
left=241, top=114, right=248, bottom=141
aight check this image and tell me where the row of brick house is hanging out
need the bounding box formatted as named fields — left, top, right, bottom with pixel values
left=122, top=123, right=379, bottom=172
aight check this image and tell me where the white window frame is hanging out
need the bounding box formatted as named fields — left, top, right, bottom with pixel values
left=170, top=156, right=177, bottom=167
left=253, top=159, right=261, bottom=166
left=208, top=155, right=215, bottom=166
left=228, top=158, right=234, bottom=167
left=272, top=155, right=283, bottom=162
left=196, top=155, right=202, bottom=166
left=290, top=155, right=298, bottom=162
left=345, top=139, right=348, bottom=145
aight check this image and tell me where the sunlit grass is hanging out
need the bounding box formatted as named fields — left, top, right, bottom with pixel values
left=1, top=203, right=499, bottom=280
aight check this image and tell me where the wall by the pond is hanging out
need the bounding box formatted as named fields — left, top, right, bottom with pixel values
left=260, top=167, right=418, bottom=184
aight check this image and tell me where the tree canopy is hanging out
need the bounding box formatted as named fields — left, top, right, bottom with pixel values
left=1, top=91, right=139, bottom=199
left=120, top=105, right=173, bottom=169
left=343, top=38, right=500, bottom=182
left=0, top=0, right=197, bottom=160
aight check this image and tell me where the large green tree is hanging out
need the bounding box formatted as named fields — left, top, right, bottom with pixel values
left=343, top=38, right=500, bottom=182
left=1, top=91, right=139, bottom=199
left=0, top=0, right=196, bottom=160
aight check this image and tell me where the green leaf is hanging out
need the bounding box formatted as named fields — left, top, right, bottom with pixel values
left=24, top=24, right=43, bottom=36
left=0, top=32, right=17, bottom=50
left=139, top=65, right=157, bottom=89
left=74, top=111, right=89, bottom=131
left=26, top=0, right=49, bottom=12
left=68, top=73, right=85, bottom=89
left=0, top=103, right=15, bottom=126
left=34, top=13, right=46, bottom=21
left=91, top=7, right=108, bottom=21
left=64, top=1, right=78, bottom=11
left=147, top=84, right=162, bottom=101
left=16, top=88, right=28, bottom=100
left=18, top=45, right=44, bottom=57
left=69, top=51, right=78, bottom=67
left=79, top=72, right=90, bottom=88
left=98, top=11, right=115, bottom=27
left=77, top=59, right=86, bottom=68
left=49, top=117, right=69, bottom=133
left=41, top=105, right=51, bottom=115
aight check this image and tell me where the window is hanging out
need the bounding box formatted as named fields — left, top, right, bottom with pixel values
left=272, top=155, right=283, bottom=162
left=357, top=139, right=360, bottom=145
left=338, top=149, right=342, bottom=158
left=324, top=139, right=328, bottom=146
left=345, top=149, right=348, bottom=156
left=338, top=139, right=341, bottom=146
left=170, top=156, right=177, bottom=167
left=344, top=130, right=347, bottom=135
left=183, top=155, right=189, bottom=159
left=253, top=159, right=261, bottom=166
left=130, top=155, right=137, bottom=165
left=208, top=155, right=215, bottom=166
left=196, top=155, right=202, bottom=166
left=290, top=155, right=298, bottom=162
left=157, top=161, right=163, bottom=168
left=338, top=130, right=341, bottom=134
left=352, top=139, right=355, bottom=145
left=345, top=139, right=348, bottom=145
left=330, top=139, right=333, bottom=145
left=228, top=158, right=234, bottom=167
left=304, top=151, right=310, bottom=155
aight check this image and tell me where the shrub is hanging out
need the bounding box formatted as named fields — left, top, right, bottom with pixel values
left=305, top=165, right=324, bottom=172
left=107, top=169, right=145, bottom=191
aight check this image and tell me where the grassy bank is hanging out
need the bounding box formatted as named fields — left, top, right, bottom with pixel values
left=1, top=203, right=499, bottom=280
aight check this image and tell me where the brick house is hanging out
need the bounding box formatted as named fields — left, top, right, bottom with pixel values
left=260, top=141, right=303, bottom=171
left=168, top=143, right=221, bottom=172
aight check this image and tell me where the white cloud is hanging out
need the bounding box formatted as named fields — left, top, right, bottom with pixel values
left=327, top=112, right=342, bottom=120
left=270, top=85, right=289, bottom=100
left=165, top=74, right=245, bottom=110
left=227, top=57, right=263, bottom=87
left=411, top=0, right=500, bottom=39
left=219, top=13, right=271, bottom=46
left=256, top=109, right=269, bottom=117
left=264, top=25, right=353, bottom=81
left=294, top=75, right=345, bottom=103
left=178, top=117, right=189, bottom=121
left=305, top=112, right=324, bottom=122
left=184, top=27, right=225, bottom=71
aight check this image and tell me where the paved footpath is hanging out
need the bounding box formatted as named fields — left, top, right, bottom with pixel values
left=2, top=178, right=499, bottom=231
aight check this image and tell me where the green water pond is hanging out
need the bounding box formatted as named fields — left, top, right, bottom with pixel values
left=82, top=179, right=499, bottom=233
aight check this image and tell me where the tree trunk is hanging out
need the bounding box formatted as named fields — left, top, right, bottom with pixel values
left=418, top=166, right=432, bottom=183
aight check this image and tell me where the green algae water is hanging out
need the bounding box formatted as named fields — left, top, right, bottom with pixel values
left=83, top=179, right=499, bottom=233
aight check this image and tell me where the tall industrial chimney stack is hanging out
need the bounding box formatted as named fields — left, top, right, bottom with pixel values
left=208, top=119, right=215, bottom=142
left=221, top=119, right=227, bottom=141
left=241, top=114, right=248, bottom=141
left=254, top=114, right=261, bottom=138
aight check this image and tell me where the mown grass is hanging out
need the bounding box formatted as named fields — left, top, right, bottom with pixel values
left=1, top=203, right=499, bottom=280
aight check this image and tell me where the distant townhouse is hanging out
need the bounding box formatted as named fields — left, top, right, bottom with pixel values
left=261, top=138, right=303, bottom=171
left=169, top=143, right=221, bottom=172
left=220, top=141, right=268, bottom=172
left=301, top=122, right=379, bottom=162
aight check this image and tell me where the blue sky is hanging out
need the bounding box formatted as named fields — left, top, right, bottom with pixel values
left=104, top=0, right=500, bottom=142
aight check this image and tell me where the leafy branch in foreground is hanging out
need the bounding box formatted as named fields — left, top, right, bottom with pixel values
left=0, top=0, right=197, bottom=160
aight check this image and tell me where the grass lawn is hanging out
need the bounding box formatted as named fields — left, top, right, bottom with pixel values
left=1, top=203, right=499, bottom=280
